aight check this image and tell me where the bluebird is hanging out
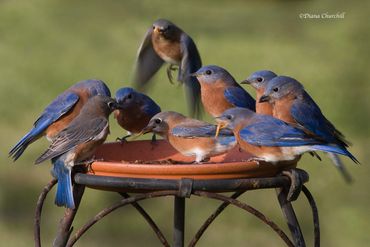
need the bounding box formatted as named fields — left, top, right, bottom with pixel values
left=114, top=87, right=161, bottom=142
left=216, top=107, right=359, bottom=165
left=192, top=65, right=256, bottom=117
left=34, top=95, right=118, bottom=208
left=241, top=70, right=277, bottom=115
left=140, top=111, right=236, bottom=163
left=133, top=19, right=202, bottom=117
left=9, top=79, right=111, bottom=161
left=259, top=76, right=359, bottom=181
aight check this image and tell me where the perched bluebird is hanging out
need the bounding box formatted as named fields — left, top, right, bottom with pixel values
left=242, top=71, right=322, bottom=161
left=259, top=76, right=359, bottom=181
left=134, top=19, right=202, bottom=117
left=141, top=111, right=236, bottom=163
left=241, top=70, right=277, bottom=115
left=9, top=79, right=111, bottom=161
left=216, top=108, right=359, bottom=165
left=114, top=87, right=161, bottom=141
left=35, top=95, right=118, bottom=208
left=192, top=65, right=255, bottom=117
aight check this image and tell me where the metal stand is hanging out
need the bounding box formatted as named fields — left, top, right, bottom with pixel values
left=34, top=168, right=319, bottom=247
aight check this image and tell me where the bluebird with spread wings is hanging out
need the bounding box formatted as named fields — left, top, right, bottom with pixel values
left=216, top=108, right=359, bottom=165
left=35, top=95, right=118, bottom=208
left=140, top=111, right=236, bottom=163
left=133, top=19, right=202, bottom=117
left=9, top=79, right=111, bottom=161
left=259, top=76, right=359, bottom=181
left=114, top=87, right=161, bottom=142
left=241, top=70, right=277, bottom=115
left=192, top=65, right=255, bottom=117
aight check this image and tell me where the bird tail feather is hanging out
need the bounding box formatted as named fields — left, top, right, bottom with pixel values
left=53, top=159, right=75, bottom=209
left=311, top=145, right=360, bottom=164
left=9, top=120, right=50, bottom=161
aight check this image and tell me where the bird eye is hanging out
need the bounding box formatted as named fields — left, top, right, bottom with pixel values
left=273, top=87, right=279, bottom=92
left=154, top=118, right=162, bottom=124
left=108, top=101, right=115, bottom=109
left=226, top=115, right=232, bottom=120
left=205, top=70, right=212, bottom=75
left=127, top=94, right=132, bottom=99
left=256, top=77, right=263, bottom=82
left=152, top=26, right=155, bottom=29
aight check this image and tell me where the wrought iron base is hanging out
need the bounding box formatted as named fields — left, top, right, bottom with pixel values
left=34, top=168, right=319, bottom=247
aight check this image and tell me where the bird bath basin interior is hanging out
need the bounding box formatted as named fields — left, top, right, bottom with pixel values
left=87, top=140, right=297, bottom=181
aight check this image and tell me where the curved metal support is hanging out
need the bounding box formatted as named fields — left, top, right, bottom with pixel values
left=188, top=190, right=246, bottom=247
left=119, top=192, right=170, bottom=247
left=34, top=179, right=58, bottom=247
left=66, top=191, right=179, bottom=247
left=192, top=191, right=295, bottom=247
left=302, top=185, right=320, bottom=247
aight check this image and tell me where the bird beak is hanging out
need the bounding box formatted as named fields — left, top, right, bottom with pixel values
left=132, top=125, right=154, bottom=139
left=190, top=72, right=200, bottom=77
left=214, top=117, right=228, bottom=138
left=240, top=79, right=251, bottom=84
left=259, top=95, right=270, bottom=103
left=109, top=102, right=120, bottom=110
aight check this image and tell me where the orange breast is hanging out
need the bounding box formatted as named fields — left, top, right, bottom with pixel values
left=168, top=135, right=216, bottom=156
left=201, top=83, right=234, bottom=117
left=256, top=89, right=273, bottom=115
left=114, top=107, right=152, bottom=134
left=272, top=96, right=296, bottom=124
left=152, top=34, right=182, bottom=64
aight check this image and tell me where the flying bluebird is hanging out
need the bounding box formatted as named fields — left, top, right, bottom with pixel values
left=34, top=95, right=118, bottom=208
left=192, top=65, right=255, bottom=117
left=140, top=111, right=236, bottom=163
left=241, top=70, right=277, bottom=115
left=133, top=19, right=202, bottom=117
left=216, top=107, right=359, bottom=165
left=259, top=76, right=359, bottom=181
left=114, top=87, right=161, bottom=142
left=9, top=79, right=111, bottom=161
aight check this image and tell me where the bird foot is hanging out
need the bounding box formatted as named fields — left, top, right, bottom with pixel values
left=247, top=157, right=266, bottom=165
left=278, top=168, right=309, bottom=202
left=116, top=134, right=132, bottom=144
left=166, top=64, right=178, bottom=84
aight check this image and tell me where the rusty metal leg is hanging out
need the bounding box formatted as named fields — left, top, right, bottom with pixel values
left=173, top=196, right=185, bottom=247
left=276, top=187, right=306, bottom=247
left=53, top=184, right=85, bottom=247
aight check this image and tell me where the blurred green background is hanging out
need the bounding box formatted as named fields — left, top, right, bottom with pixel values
left=1, top=0, right=369, bottom=246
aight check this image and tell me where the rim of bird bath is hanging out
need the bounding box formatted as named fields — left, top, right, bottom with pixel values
left=86, top=140, right=297, bottom=189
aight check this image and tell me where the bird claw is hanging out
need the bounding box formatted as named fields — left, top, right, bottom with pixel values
left=247, top=157, right=266, bottom=165
left=116, top=135, right=131, bottom=144
left=279, top=168, right=309, bottom=202
left=166, top=64, right=178, bottom=85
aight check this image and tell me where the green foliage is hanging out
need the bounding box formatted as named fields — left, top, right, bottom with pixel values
left=0, top=0, right=369, bottom=246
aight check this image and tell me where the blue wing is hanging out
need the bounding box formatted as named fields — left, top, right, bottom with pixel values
left=239, top=116, right=321, bottom=147
left=140, top=94, right=161, bottom=117
left=180, top=34, right=203, bottom=117
left=290, top=93, right=348, bottom=146
left=224, top=86, right=256, bottom=111
left=9, top=92, right=79, bottom=161
left=172, top=125, right=234, bottom=138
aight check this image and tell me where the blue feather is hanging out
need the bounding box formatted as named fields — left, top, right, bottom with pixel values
left=239, top=116, right=321, bottom=147
left=9, top=92, right=79, bottom=161
left=310, top=145, right=360, bottom=164
left=224, top=87, right=255, bottom=111
left=52, top=157, right=75, bottom=209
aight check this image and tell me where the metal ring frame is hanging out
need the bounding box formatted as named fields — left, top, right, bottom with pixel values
left=34, top=168, right=319, bottom=247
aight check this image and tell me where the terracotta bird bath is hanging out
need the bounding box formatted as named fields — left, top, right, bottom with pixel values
left=35, top=140, right=319, bottom=247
